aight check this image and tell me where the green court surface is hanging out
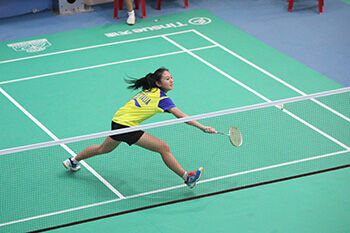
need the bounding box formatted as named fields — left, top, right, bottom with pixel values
left=49, top=166, right=350, bottom=233
left=0, top=10, right=349, bottom=232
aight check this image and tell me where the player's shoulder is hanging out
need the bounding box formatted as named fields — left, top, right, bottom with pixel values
left=145, top=88, right=168, bottom=98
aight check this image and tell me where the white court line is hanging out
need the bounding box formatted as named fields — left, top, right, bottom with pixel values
left=0, top=45, right=217, bottom=85
left=0, top=30, right=195, bottom=64
left=282, top=109, right=349, bottom=149
left=0, top=198, right=124, bottom=227
left=191, top=29, right=350, bottom=123
left=199, top=150, right=350, bottom=184
left=1, top=149, right=349, bottom=227
left=0, top=87, right=125, bottom=199
left=162, top=36, right=349, bottom=150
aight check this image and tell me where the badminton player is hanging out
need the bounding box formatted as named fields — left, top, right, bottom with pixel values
left=63, top=68, right=216, bottom=188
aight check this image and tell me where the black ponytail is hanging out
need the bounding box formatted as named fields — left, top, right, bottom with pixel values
left=125, top=68, right=168, bottom=91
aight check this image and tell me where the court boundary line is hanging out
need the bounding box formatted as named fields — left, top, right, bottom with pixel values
left=1, top=28, right=347, bottom=123
left=191, top=29, right=350, bottom=123
left=0, top=45, right=217, bottom=85
left=0, top=87, right=125, bottom=200
left=30, top=163, right=350, bottom=233
left=162, top=36, right=349, bottom=150
left=1, top=149, right=349, bottom=228
left=0, top=30, right=195, bottom=64
left=1, top=28, right=348, bottom=125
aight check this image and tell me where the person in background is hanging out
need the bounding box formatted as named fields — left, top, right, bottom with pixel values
left=125, top=0, right=135, bottom=25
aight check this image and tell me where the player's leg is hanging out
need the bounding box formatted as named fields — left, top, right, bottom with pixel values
left=63, top=136, right=121, bottom=171
left=135, top=132, right=203, bottom=188
left=75, top=136, right=121, bottom=161
left=135, top=132, right=186, bottom=177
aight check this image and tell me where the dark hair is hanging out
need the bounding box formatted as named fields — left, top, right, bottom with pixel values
left=125, top=68, right=168, bottom=90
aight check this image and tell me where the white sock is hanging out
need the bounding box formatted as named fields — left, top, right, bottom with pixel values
left=128, top=10, right=135, bottom=18
left=182, top=171, right=188, bottom=181
left=71, top=157, right=79, bottom=164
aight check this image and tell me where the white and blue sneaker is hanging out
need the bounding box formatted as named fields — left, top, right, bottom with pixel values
left=185, top=167, right=204, bottom=189
left=62, top=158, right=81, bottom=172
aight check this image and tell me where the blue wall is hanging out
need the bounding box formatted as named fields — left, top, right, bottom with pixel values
left=0, top=0, right=52, bottom=18
left=0, top=0, right=349, bottom=86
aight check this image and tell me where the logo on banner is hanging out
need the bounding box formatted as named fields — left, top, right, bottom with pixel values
left=7, top=39, right=52, bottom=53
left=188, top=17, right=212, bottom=25
left=105, top=17, right=212, bottom=38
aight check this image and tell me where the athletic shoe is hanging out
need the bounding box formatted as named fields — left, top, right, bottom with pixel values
left=185, top=167, right=204, bottom=189
left=126, top=15, right=135, bottom=25
left=62, top=158, right=81, bottom=172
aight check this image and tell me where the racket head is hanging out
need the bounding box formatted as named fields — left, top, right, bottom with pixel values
left=228, top=126, right=243, bottom=147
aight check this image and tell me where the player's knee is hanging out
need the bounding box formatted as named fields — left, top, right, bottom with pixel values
left=159, top=141, right=170, bottom=154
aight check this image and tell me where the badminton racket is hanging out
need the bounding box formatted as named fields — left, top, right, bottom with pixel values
left=215, top=126, right=243, bottom=147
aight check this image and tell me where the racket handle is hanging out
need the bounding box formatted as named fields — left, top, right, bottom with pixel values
left=216, top=131, right=229, bottom=136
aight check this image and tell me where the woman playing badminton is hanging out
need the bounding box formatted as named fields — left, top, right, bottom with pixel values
left=63, top=67, right=217, bottom=188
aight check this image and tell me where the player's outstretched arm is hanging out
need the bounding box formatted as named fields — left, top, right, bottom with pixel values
left=167, top=107, right=216, bottom=133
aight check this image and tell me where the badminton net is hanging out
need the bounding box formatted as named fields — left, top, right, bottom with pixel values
left=0, top=87, right=349, bottom=232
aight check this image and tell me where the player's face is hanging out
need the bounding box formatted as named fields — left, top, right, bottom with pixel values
left=157, top=71, right=174, bottom=93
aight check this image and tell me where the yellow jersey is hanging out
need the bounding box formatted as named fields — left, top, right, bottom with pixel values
left=112, top=88, right=176, bottom=126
